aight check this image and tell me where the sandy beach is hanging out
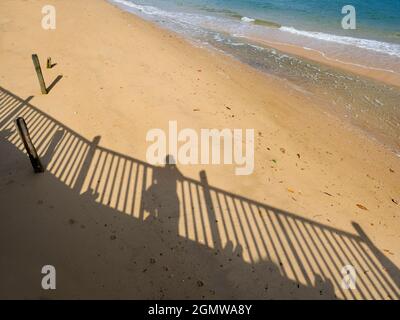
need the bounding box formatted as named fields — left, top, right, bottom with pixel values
left=0, top=0, right=399, bottom=299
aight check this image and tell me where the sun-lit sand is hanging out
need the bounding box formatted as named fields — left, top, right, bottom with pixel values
left=0, top=0, right=399, bottom=299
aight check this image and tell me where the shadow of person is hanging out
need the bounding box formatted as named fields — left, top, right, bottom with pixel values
left=0, top=128, right=13, bottom=142
left=142, top=155, right=183, bottom=238
left=0, top=129, right=28, bottom=171
left=313, top=274, right=336, bottom=299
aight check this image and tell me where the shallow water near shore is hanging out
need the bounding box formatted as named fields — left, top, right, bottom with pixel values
left=109, top=0, right=400, bottom=154
left=207, top=34, right=400, bottom=154
left=109, top=0, right=400, bottom=70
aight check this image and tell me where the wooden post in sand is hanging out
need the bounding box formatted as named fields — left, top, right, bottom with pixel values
left=14, top=117, right=45, bottom=173
left=31, top=54, right=47, bottom=94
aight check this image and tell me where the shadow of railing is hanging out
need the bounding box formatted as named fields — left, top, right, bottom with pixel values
left=1, top=85, right=399, bottom=299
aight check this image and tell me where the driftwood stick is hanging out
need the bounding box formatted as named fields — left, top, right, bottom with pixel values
left=14, top=117, right=45, bottom=173
left=32, top=54, right=47, bottom=94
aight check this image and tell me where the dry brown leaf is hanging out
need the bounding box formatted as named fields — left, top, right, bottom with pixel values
left=356, top=204, right=368, bottom=211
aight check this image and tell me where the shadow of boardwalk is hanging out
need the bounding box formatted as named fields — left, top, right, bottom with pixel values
left=0, top=86, right=399, bottom=299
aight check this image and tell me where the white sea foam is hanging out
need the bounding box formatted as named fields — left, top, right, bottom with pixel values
left=111, top=0, right=164, bottom=16
left=110, top=0, right=400, bottom=60
left=241, top=17, right=255, bottom=23
left=110, top=0, right=222, bottom=31
left=280, top=26, right=400, bottom=58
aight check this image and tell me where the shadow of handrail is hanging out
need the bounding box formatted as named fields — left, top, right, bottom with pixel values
left=1, top=85, right=399, bottom=299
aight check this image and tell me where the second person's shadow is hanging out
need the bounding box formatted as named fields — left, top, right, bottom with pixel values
left=142, top=155, right=183, bottom=237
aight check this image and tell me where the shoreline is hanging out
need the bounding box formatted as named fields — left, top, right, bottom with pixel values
left=0, top=0, right=399, bottom=299
left=248, top=36, right=400, bottom=89
left=108, top=0, right=400, bottom=154
left=109, top=0, right=400, bottom=88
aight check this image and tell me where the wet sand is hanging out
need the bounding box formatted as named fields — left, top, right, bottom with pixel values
left=248, top=36, right=400, bottom=88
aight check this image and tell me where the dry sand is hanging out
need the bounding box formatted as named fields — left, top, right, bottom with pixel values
left=0, top=0, right=399, bottom=299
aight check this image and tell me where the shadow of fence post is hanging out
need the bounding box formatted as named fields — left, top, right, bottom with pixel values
left=200, top=170, right=222, bottom=250
left=352, top=222, right=400, bottom=298
left=74, top=136, right=101, bottom=194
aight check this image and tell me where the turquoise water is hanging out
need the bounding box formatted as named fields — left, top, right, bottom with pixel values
left=113, top=0, right=400, bottom=44
left=109, top=0, right=400, bottom=153
left=110, top=0, right=400, bottom=68
left=189, top=0, right=400, bottom=41
left=203, top=0, right=400, bottom=43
